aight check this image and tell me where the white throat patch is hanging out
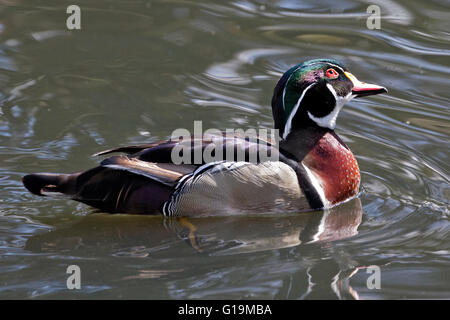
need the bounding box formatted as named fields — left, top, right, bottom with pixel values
left=307, top=83, right=353, bottom=130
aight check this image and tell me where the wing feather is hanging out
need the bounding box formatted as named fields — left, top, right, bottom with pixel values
left=100, top=155, right=196, bottom=186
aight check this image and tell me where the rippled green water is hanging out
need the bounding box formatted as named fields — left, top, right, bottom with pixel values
left=0, top=0, right=449, bottom=299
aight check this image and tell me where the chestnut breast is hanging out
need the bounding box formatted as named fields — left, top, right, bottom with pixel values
left=302, top=132, right=360, bottom=205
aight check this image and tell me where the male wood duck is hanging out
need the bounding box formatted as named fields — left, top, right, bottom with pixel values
left=23, top=59, right=386, bottom=216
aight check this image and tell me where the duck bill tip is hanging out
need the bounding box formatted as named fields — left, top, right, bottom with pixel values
left=344, top=71, right=387, bottom=98
left=352, top=85, right=388, bottom=98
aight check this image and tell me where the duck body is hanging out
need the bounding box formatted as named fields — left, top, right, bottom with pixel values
left=23, top=59, right=386, bottom=216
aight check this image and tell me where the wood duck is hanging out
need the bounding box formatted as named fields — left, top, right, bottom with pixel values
left=23, top=59, right=387, bottom=216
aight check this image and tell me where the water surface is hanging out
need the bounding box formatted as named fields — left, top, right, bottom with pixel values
left=0, top=0, right=449, bottom=299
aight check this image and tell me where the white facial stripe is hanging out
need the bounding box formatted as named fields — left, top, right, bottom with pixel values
left=282, top=66, right=302, bottom=110
left=282, top=62, right=344, bottom=111
left=307, top=83, right=353, bottom=130
left=321, top=63, right=345, bottom=74
left=307, top=62, right=345, bottom=74
left=282, top=62, right=347, bottom=137
left=282, top=83, right=315, bottom=140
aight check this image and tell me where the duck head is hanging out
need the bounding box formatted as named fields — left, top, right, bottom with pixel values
left=272, top=59, right=387, bottom=139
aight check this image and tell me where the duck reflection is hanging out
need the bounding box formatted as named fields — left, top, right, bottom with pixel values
left=165, top=197, right=362, bottom=255
left=25, top=198, right=363, bottom=299
left=26, top=198, right=362, bottom=254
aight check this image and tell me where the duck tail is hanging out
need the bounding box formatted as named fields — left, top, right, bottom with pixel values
left=22, top=172, right=77, bottom=196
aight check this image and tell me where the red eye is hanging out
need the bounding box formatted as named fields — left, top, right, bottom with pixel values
left=326, top=68, right=339, bottom=79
